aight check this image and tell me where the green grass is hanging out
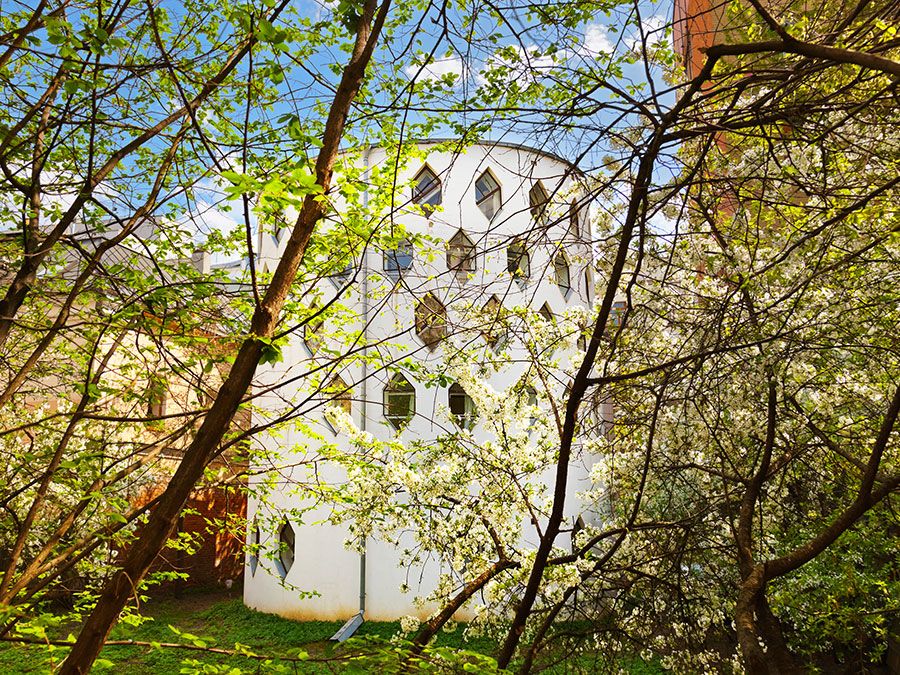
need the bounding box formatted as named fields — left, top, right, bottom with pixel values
left=0, top=590, right=497, bottom=674
left=0, top=590, right=665, bottom=673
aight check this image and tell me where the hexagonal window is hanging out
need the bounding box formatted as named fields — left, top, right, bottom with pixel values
left=384, top=373, right=416, bottom=429
left=412, top=165, right=441, bottom=214
left=415, top=293, right=447, bottom=348
left=481, top=296, right=507, bottom=349
left=326, top=375, right=352, bottom=416
left=447, top=229, right=475, bottom=275
left=248, top=518, right=260, bottom=577
left=276, top=520, right=295, bottom=578
left=569, top=200, right=581, bottom=239
left=384, top=240, right=413, bottom=275
left=304, top=305, right=325, bottom=355
left=529, top=181, right=549, bottom=226
left=449, top=382, right=477, bottom=429
left=554, top=253, right=571, bottom=296
left=475, top=170, right=501, bottom=220
left=507, top=239, right=530, bottom=280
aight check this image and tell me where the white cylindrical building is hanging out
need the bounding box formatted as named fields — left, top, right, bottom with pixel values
left=244, top=141, right=601, bottom=622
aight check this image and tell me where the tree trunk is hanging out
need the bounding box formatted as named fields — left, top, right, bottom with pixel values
left=735, top=567, right=770, bottom=675
left=756, top=594, right=801, bottom=674
left=57, top=0, right=391, bottom=670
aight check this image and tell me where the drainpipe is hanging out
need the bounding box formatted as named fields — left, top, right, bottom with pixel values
left=331, top=145, right=370, bottom=642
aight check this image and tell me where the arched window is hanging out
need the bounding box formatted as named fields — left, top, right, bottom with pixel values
left=326, top=375, right=352, bottom=415
left=554, top=252, right=571, bottom=295
left=384, top=373, right=416, bottom=429
left=447, top=229, right=475, bottom=274
left=384, top=240, right=413, bottom=275
left=304, top=305, right=325, bottom=355
left=529, top=181, right=549, bottom=226
left=277, top=520, right=295, bottom=578
left=507, top=239, right=530, bottom=279
left=569, top=200, right=580, bottom=239
left=415, top=293, right=447, bottom=348
left=449, top=382, right=476, bottom=429
left=481, top=296, right=506, bottom=348
left=412, top=165, right=441, bottom=214
left=475, top=170, right=501, bottom=219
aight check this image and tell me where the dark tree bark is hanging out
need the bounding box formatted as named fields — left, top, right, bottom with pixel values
left=58, top=0, right=392, bottom=670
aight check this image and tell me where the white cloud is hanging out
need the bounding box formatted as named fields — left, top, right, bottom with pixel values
left=581, top=24, right=613, bottom=57
left=404, top=56, right=464, bottom=86
left=627, top=15, right=667, bottom=54
left=476, top=45, right=556, bottom=87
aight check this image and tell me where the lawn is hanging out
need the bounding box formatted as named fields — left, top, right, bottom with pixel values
left=0, top=590, right=664, bottom=673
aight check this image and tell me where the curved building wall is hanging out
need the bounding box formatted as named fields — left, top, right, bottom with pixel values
left=244, top=142, right=600, bottom=621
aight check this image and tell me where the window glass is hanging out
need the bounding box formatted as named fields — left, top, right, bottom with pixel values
left=507, top=239, right=530, bottom=279
left=529, top=182, right=549, bottom=225
left=415, top=293, right=447, bottom=348
left=449, top=383, right=477, bottom=429
left=248, top=519, right=259, bottom=576
left=475, top=171, right=501, bottom=219
left=569, top=200, right=580, bottom=239
left=515, top=380, right=539, bottom=426
left=278, top=520, right=295, bottom=577
left=327, top=375, right=352, bottom=415
left=147, top=382, right=167, bottom=420
left=447, top=230, right=475, bottom=273
left=384, top=374, right=416, bottom=428
left=554, top=253, right=571, bottom=295
left=384, top=240, right=413, bottom=274
left=412, top=166, right=441, bottom=213
left=481, top=296, right=507, bottom=348
left=304, top=305, right=325, bottom=355
left=539, top=303, right=554, bottom=323
left=610, top=300, right=628, bottom=328
left=332, top=259, right=354, bottom=286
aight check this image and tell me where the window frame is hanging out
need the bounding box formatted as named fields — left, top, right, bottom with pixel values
left=554, top=252, right=571, bottom=296
left=412, top=165, right=442, bottom=214
left=276, top=520, right=295, bottom=578
left=474, top=169, right=501, bottom=220
left=384, top=373, right=416, bottom=429
left=414, top=293, right=448, bottom=349
left=326, top=375, right=352, bottom=416
left=481, top=296, right=507, bottom=349
left=303, top=305, right=325, bottom=355
left=529, top=181, right=549, bottom=226
left=447, top=229, right=476, bottom=275
left=569, top=200, right=581, bottom=239
left=248, top=518, right=260, bottom=576
left=383, top=240, right=414, bottom=275
left=449, top=382, right=477, bottom=429
left=507, top=239, right=530, bottom=280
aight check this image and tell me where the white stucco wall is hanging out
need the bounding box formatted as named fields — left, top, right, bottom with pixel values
left=244, top=141, right=605, bottom=622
